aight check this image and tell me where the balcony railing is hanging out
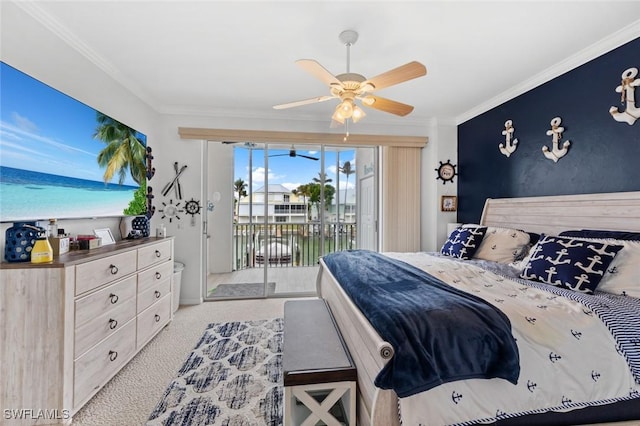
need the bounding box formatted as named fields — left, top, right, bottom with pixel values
left=232, top=222, right=356, bottom=270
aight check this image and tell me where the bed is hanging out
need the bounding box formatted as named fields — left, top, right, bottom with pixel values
left=316, top=191, right=640, bottom=426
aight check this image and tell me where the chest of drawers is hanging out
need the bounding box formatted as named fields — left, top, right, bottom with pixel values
left=0, top=237, right=174, bottom=425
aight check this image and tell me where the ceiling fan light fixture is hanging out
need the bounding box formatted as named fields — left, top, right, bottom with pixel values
left=339, top=99, right=354, bottom=117
left=332, top=107, right=346, bottom=124
left=351, top=105, right=366, bottom=123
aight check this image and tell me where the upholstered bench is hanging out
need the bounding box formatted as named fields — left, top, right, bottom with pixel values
left=283, top=299, right=357, bottom=425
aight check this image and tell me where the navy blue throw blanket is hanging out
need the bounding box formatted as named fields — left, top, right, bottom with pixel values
left=322, top=250, right=520, bottom=398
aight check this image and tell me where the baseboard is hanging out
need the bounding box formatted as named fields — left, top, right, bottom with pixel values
left=179, top=297, right=203, bottom=305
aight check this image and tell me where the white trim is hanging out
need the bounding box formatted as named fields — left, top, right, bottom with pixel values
left=456, top=19, right=640, bottom=124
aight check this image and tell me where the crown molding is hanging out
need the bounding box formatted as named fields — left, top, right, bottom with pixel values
left=456, top=19, right=640, bottom=125
left=13, top=1, right=161, bottom=111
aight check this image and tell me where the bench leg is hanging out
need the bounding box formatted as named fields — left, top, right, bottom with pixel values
left=285, top=381, right=356, bottom=426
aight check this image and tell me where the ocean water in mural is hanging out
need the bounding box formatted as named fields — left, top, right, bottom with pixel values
left=0, top=166, right=137, bottom=221
left=0, top=61, right=147, bottom=222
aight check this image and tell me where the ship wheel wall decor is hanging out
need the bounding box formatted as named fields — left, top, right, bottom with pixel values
left=435, top=160, right=457, bottom=184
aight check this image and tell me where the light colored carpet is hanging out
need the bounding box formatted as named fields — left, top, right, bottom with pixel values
left=71, top=299, right=296, bottom=426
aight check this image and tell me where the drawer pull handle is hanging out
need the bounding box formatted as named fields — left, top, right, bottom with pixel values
left=154, top=290, right=161, bottom=298
left=155, top=250, right=161, bottom=258
left=155, top=272, right=162, bottom=280
left=109, top=264, right=119, bottom=275
left=108, top=350, right=118, bottom=362
left=154, top=314, right=161, bottom=323
left=109, top=318, right=118, bottom=329
left=109, top=293, right=119, bottom=304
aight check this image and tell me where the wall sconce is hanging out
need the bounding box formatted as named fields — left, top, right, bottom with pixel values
left=609, top=67, right=639, bottom=125
left=542, top=116, right=570, bottom=162
left=499, top=119, right=518, bottom=157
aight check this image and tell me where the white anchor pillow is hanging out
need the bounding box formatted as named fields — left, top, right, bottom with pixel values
left=441, top=226, right=487, bottom=260
left=469, top=225, right=531, bottom=263
left=520, top=234, right=623, bottom=293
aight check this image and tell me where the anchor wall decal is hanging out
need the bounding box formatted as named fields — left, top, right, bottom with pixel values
left=609, top=67, right=640, bottom=125
left=499, top=119, right=518, bottom=157
left=542, top=116, right=570, bottom=162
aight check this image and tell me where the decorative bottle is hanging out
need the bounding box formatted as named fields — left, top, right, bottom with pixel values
left=31, top=231, right=53, bottom=263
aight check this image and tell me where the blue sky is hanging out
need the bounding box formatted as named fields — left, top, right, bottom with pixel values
left=233, top=146, right=356, bottom=193
left=0, top=62, right=143, bottom=186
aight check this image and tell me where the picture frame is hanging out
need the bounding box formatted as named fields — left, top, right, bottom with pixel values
left=94, top=228, right=115, bottom=245
left=441, top=195, right=458, bottom=212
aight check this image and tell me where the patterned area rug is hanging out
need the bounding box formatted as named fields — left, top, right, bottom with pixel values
left=210, top=283, right=276, bottom=298
left=147, top=318, right=283, bottom=426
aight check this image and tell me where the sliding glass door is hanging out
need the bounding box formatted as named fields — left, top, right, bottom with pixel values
left=205, top=143, right=377, bottom=300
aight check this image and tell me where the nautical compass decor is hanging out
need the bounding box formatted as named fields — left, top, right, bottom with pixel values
left=159, top=199, right=184, bottom=223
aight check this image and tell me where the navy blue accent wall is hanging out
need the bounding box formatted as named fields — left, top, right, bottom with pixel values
left=457, top=37, right=640, bottom=224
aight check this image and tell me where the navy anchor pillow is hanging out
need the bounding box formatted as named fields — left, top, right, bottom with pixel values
left=441, top=226, right=487, bottom=259
left=520, top=234, right=623, bottom=293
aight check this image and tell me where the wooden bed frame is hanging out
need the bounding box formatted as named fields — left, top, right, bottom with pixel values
left=317, top=191, right=640, bottom=426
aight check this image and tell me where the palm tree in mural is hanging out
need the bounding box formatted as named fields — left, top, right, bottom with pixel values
left=234, top=178, right=248, bottom=220
left=339, top=161, right=355, bottom=221
left=94, top=112, right=146, bottom=185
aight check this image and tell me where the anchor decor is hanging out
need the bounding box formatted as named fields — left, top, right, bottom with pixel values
left=542, top=116, right=570, bottom=163
left=609, top=67, right=640, bottom=125
left=499, top=119, right=518, bottom=157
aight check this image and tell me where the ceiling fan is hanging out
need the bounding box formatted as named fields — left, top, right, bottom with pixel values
left=273, top=30, right=427, bottom=124
left=269, top=146, right=319, bottom=161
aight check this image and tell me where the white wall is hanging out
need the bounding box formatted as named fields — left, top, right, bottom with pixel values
left=2, top=2, right=453, bottom=305
left=421, top=119, right=458, bottom=252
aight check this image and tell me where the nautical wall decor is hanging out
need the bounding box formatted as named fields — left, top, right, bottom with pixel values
left=145, top=147, right=155, bottom=218
left=609, top=67, right=639, bottom=125
left=499, top=120, right=518, bottom=157
left=435, top=160, right=457, bottom=184
left=542, top=117, right=570, bottom=163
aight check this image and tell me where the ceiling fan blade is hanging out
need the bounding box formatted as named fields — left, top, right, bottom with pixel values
left=363, top=61, right=427, bottom=92
left=273, top=95, right=334, bottom=110
left=268, top=153, right=290, bottom=157
left=362, top=95, right=414, bottom=116
left=297, top=154, right=319, bottom=161
left=296, top=59, right=342, bottom=87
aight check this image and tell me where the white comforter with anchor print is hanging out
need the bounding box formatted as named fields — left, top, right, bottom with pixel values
left=384, top=252, right=640, bottom=426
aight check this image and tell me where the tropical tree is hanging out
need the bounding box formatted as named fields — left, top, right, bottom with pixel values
left=339, top=161, right=355, bottom=221
left=234, top=178, right=248, bottom=219
left=94, top=112, right=146, bottom=185
left=312, top=172, right=332, bottom=185
left=294, top=183, right=312, bottom=220
left=308, top=182, right=335, bottom=219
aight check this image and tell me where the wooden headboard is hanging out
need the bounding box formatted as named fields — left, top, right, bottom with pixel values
left=480, top=191, right=640, bottom=235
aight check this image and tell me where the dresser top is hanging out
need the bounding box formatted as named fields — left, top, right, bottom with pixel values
left=1, top=237, right=173, bottom=269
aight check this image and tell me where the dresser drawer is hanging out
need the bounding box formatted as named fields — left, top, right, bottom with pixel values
left=137, top=294, right=171, bottom=348
left=74, top=318, right=136, bottom=407
left=75, top=252, right=137, bottom=295
left=137, top=277, right=171, bottom=314
left=137, top=240, right=172, bottom=270
left=138, top=261, right=172, bottom=294
left=74, top=297, right=136, bottom=358
left=75, top=276, right=137, bottom=327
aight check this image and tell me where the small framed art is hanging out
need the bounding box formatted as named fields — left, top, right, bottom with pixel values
left=441, top=195, right=458, bottom=212
left=94, top=228, right=115, bottom=245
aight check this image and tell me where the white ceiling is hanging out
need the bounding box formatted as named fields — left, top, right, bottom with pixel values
left=12, top=1, right=640, bottom=126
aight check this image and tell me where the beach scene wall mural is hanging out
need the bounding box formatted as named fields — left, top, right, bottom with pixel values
left=0, top=62, right=147, bottom=222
